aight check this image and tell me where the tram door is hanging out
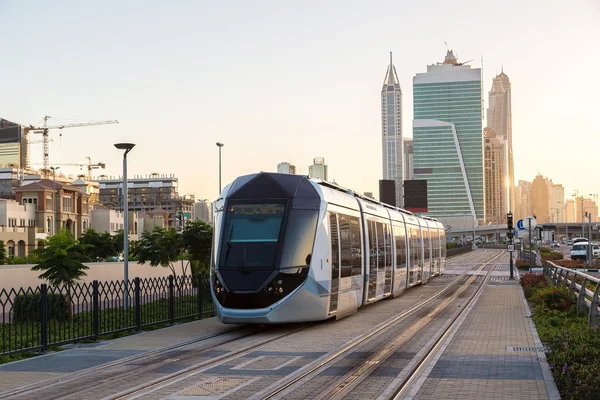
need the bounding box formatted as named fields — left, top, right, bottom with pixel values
left=329, top=213, right=340, bottom=314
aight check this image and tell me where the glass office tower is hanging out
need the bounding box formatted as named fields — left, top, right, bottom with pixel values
left=412, top=50, right=484, bottom=225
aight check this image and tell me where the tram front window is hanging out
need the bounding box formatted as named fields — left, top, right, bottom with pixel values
left=219, top=203, right=285, bottom=269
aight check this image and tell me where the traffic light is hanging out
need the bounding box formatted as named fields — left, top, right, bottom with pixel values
left=507, top=212, right=513, bottom=232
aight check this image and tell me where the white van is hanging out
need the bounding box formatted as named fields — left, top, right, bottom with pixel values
left=571, top=242, right=600, bottom=260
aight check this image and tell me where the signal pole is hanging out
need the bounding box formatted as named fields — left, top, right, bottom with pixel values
left=507, top=212, right=514, bottom=280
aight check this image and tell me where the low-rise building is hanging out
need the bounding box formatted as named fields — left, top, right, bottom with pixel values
left=194, top=200, right=212, bottom=224
left=94, top=173, right=194, bottom=229
left=0, top=199, right=47, bottom=257
left=90, top=206, right=140, bottom=240
left=14, top=179, right=90, bottom=238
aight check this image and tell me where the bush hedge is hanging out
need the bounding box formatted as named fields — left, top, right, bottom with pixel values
left=520, top=273, right=600, bottom=399
left=12, top=292, right=70, bottom=323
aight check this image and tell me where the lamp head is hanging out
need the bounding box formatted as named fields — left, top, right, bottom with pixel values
left=216, top=142, right=224, bottom=147
left=114, top=143, right=136, bottom=151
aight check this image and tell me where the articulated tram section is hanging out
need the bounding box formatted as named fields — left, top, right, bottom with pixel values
left=0, top=249, right=557, bottom=400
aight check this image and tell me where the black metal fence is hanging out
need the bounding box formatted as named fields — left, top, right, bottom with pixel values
left=0, top=274, right=214, bottom=357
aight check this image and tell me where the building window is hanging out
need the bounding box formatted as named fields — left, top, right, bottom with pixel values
left=63, top=196, right=73, bottom=213
left=83, top=220, right=88, bottom=232
left=47, top=218, right=52, bottom=233
left=83, top=200, right=89, bottom=214
left=46, top=194, right=52, bottom=210
left=20, top=219, right=25, bottom=227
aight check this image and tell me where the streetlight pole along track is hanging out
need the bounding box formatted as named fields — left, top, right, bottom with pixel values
left=114, top=143, right=136, bottom=311
left=216, top=142, right=224, bottom=194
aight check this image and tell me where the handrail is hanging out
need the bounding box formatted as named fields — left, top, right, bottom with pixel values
left=543, top=261, right=600, bottom=326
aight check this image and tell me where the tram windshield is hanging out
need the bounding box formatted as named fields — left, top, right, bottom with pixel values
left=219, top=203, right=286, bottom=268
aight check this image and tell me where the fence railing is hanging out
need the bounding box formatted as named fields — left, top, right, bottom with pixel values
left=544, top=261, right=600, bottom=326
left=0, top=274, right=214, bottom=357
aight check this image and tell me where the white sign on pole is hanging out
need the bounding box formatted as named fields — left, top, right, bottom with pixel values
left=525, top=216, right=537, bottom=230
left=507, top=244, right=515, bottom=252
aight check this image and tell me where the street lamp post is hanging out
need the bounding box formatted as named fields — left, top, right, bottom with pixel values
left=114, top=143, right=136, bottom=311
left=216, top=142, right=224, bottom=194
left=50, top=167, right=60, bottom=235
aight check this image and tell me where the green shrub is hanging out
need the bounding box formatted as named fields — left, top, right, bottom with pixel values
left=533, top=308, right=600, bottom=399
left=516, top=259, right=535, bottom=269
left=529, top=286, right=573, bottom=312
left=12, top=292, right=70, bottom=323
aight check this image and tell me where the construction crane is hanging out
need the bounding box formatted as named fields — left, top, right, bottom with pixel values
left=30, top=116, right=118, bottom=171
left=31, top=156, right=106, bottom=180
left=0, top=116, right=118, bottom=171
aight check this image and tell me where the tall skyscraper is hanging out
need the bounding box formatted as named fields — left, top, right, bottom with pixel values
left=487, top=70, right=514, bottom=215
left=413, top=50, right=484, bottom=225
left=483, top=127, right=506, bottom=224
left=308, top=157, right=328, bottom=181
left=277, top=162, right=296, bottom=174
left=381, top=52, right=404, bottom=207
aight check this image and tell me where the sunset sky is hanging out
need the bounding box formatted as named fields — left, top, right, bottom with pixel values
left=1, top=0, right=598, bottom=204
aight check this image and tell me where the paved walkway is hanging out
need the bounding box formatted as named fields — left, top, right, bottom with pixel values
left=408, top=268, right=560, bottom=400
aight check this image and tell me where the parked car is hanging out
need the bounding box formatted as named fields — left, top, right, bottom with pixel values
left=551, top=242, right=560, bottom=248
left=571, top=242, right=600, bottom=260
left=566, top=240, right=573, bottom=246
left=573, top=238, right=588, bottom=245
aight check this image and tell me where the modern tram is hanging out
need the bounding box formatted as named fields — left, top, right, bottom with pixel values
left=210, top=172, right=446, bottom=324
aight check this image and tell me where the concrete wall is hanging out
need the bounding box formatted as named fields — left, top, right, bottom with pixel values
left=0, top=260, right=187, bottom=291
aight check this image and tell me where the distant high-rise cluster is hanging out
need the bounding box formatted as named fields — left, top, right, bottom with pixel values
left=515, top=174, right=567, bottom=223
left=381, top=53, right=404, bottom=207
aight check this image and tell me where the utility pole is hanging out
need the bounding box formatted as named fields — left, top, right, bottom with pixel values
left=507, top=212, right=514, bottom=279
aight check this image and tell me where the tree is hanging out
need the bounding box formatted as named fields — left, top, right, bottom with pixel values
left=133, top=226, right=187, bottom=277
left=31, top=230, right=91, bottom=320
left=181, top=220, right=213, bottom=274
left=31, top=229, right=91, bottom=287
left=79, top=229, right=118, bottom=260
left=0, top=240, right=5, bottom=265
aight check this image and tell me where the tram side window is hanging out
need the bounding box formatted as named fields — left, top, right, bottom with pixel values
left=329, top=213, right=339, bottom=270
left=411, top=227, right=421, bottom=265
left=384, top=224, right=392, bottom=269
left=349, top=216, right=362, bottom=276
left=423, top=228, right=430, bottom=259
left=338, top=214, right=352, bottom=278
left=394, top=223, right=407, bottom=268
left=376, top=222, right=385, bottom=270
left=368, top=220, right=377, bottom=271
